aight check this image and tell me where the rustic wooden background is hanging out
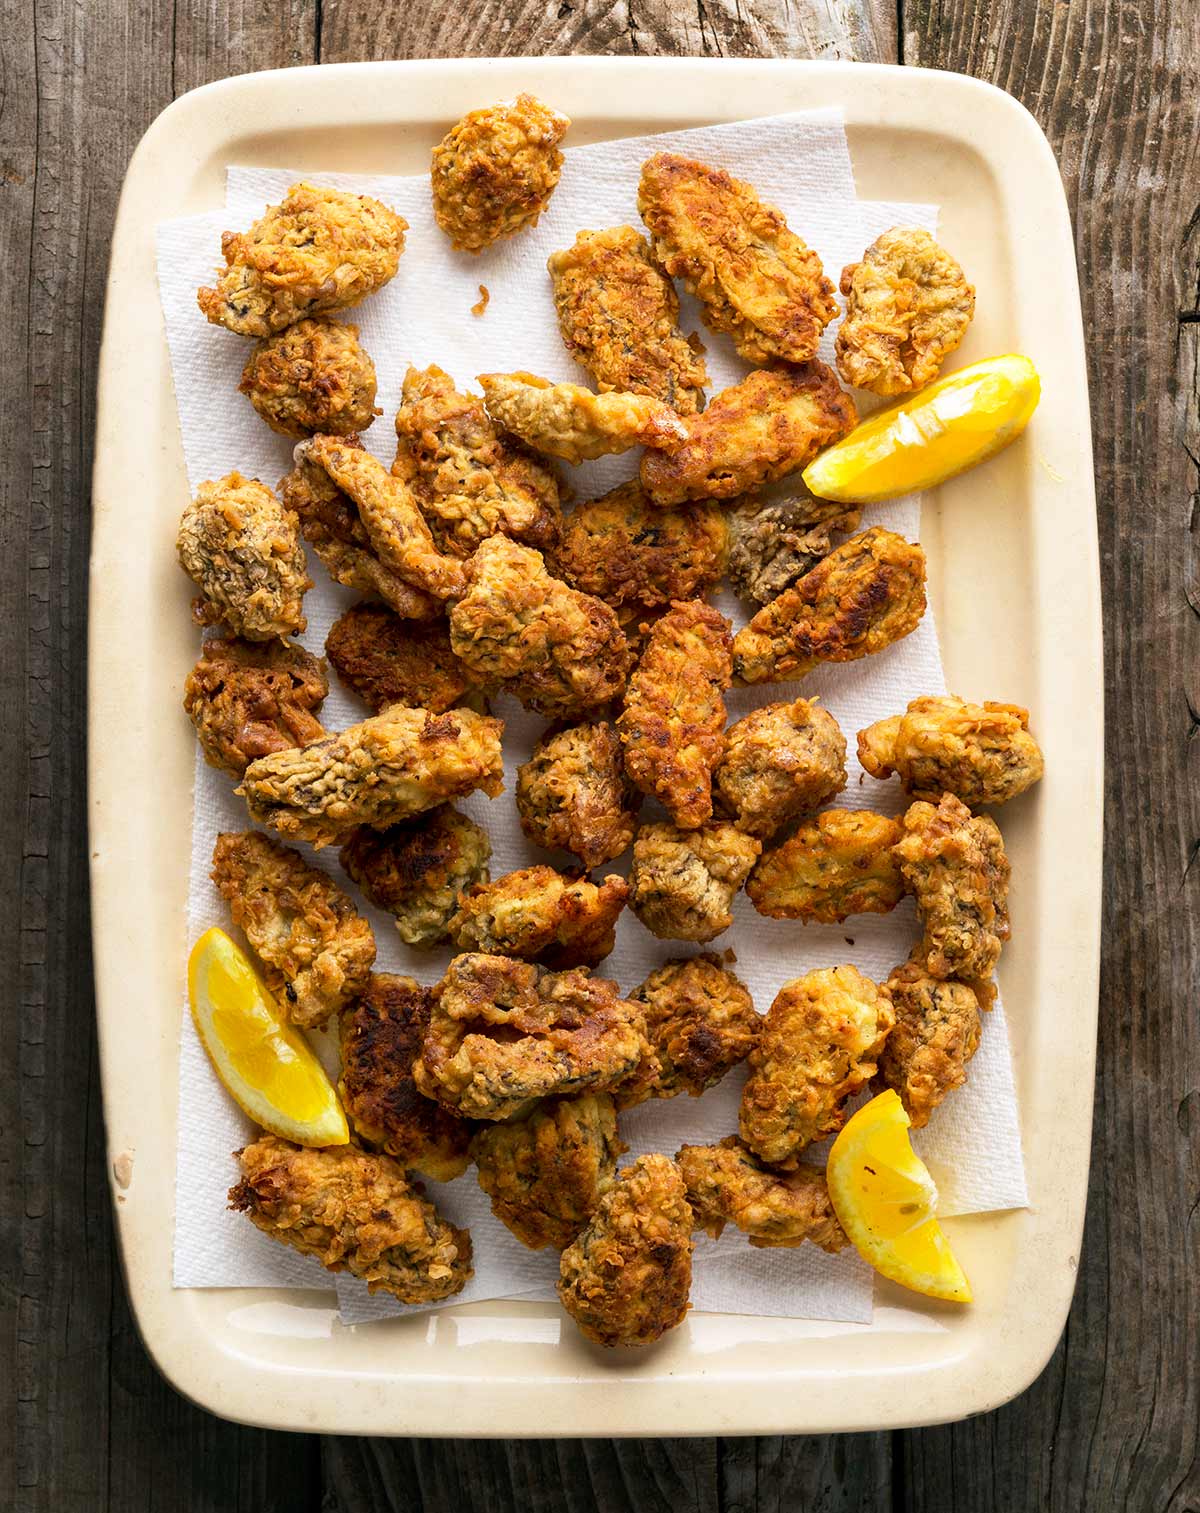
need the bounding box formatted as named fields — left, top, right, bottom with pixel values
left=3, top=0, right=1197, bottom=1508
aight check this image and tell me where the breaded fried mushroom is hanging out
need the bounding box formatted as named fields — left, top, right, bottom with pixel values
left=339, top=805, right=491, bottom=950
left=557, top=1153, right=693, bottom=1348
left=621, top=954, right=759, bottom=1104
left=739, top=966, right=895, bottom=1167
left=239, top=705, right=504, bottom=848
left=478, top=371, right=688, bottom=464
left=857, top=695, right=1045, bottom=807
left=229, top=1136, right=472, bottom=1303
left=471, top=1093, right=624, bottom=1250
left=211, top=829, right=375, bottom=1028
left=629, top=821, right=761, bottom=943
left=198, top=182, right=407, bottom=337
left=746, top=808, right=904, bottom=924
left=177, top=472, right=311, bottom=640
left=715, top=698, right=847, bottom=840
left=239, top=317, right=378, bottom=438
left=732, top=526, right=927, bottom=686
left=431, top=94, right=569, bottom=253
left=516, top=721, right=640, bottom=870
left=325, top=603, right=474, bottom=714
left=677, top=1138, right=847, bottom=1252
left=879, top=956, right=986, bottom=1128
left=450, top=866, right=629, bottom=969
left=726, top=491, right=861, bottom=606
left=618, top=600, right=733, bottom=828
left=338, top=974, right=472, bottom=1181
left=183, top=636, right=327, bottom=777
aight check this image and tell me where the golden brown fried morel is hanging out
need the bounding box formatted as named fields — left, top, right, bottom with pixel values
left=676, top=1138, right=847, bottom=1252
left=471, top=1093, right=625, bottom=1251
left=198, top=182, right=407, bottom=337
left=638, top=153, right=839, bottom=366
left=557, top=1153, right=693, bottom=1348
left=177, top=472, right=311, bottom=640
left=239, top=705, right=504, bottom=848
left=325, top=603, right=474, bottom=715
left=746, top=808, right=904, bottom=924
left=516, top=721, right=639, bottom=870
left=622, top=954, right=759, bottom=1104
left=629, top=821, right=761, bottom=943
left=732, top=526, right=927, bottom=685
left=739, top=966, right=895, bottom=1167
left=547, top=225, right=709, bottom=413
left=183, top=637, right=327, bottom=777
left=641, top=363, right=857, bottom=507
left=338, top=974, right=472, bottom=1181
left=450, top=866, right=629, bottom=969
left=857, top=695, right=1045, bottom=807
left=211, top=830, right=375, bottom=1028
left=837, top=226, right=975, bottom=396
left=878, top=957, right=986, bottom=1128
left=392, top=364, right=562, bottom=558
left=894, top=793, right=1011, bottom=981
left=431, top=94, right=569, bottom=253
left=726, top=491, right=862, bottom=606
left=338, top=805, right=491, bottom=949
left=715, top=698, right=847, bottom=840
left=618, top=599, right=732, bottom=829
left=478, top=371, right=688, bottom=465
left=415, top=954, right=647, bottom=1121
left=229, top=1136, right=471, bottom=1303
left=239, top=317, right=378, bottom=438
left=449, top=536, right=630, bottom=718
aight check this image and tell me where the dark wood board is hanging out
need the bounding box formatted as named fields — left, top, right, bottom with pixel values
left=3, top=1, right=1196, bottom=1509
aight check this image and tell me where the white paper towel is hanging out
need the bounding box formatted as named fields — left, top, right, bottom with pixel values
left=158, top=107, right=1027, bottom=1330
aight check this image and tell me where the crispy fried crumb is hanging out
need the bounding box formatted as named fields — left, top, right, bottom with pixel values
left=472, top=284, right=490, bottom=316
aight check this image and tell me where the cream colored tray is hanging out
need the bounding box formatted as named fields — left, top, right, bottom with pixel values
left=90, top=57, right=1101, bottom=1436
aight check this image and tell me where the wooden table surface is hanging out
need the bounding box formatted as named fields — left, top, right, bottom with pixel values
left=4, top=1, right=1197, bottom=1508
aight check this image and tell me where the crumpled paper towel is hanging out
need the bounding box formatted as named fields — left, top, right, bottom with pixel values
left=157, top=106, right=1027, bottom=1330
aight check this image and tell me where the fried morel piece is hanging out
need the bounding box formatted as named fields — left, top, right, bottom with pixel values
left=715, top=698, right=847, bottom=840
left=638, top=153, right=839, bottom=366
left=677, top=1138, right=847, bottom=1252
left=837, top=226, right=976, bottom=397
left=183, top=636, right=327, bottom=777
left=431, top=93, right=569, bottom=253
left=338, top=974, right=472, bottom=1181
left=414, top=953, right=648, bottom=1121
left=239, top=317, right=379, bottom=439
left=732, top=526, right=927, bottom=686
left=894, top=793, right=1011, bottom=981
left=726, top=491, right=862, bottom=607
left=557, top=1153, right=694, bottom=1348
left=547, top=225, right=709, bottom=413
left=878, top=956, right=987, bottom=1128
left=239, top=705, right=504, bottom=849
left=339, top=805, right=492, bottom=950
left=392, top=364, right=562, bottom=558
left=857, top=694, right=1045, bottom=807
left=279, top=441, right=440, bottom=621
left=739, top=965, right=895, bottom=1167
left=450, top=866, right=629, bottom=969
left=641, top=363, right=857, bottom=507
left=471, top=1093, right=625, bottom=1251
left=325, top=603, right=474, bottom=715
left=198, top=182, right=407, bottom=337
left=516, top=720, right=640, bottom=870
left=177, top=472, right=311, bottom=640
left=617, top=599, right=733, bottom=829
left=629, top=821, right=761, bottom=943
left=746, top=808, right=904, bottom=924
left=554, top=481, right=728, bottom=612
left=620, top=954, right=759, bottom=1105
left=477, top=371, right=688, bottom=465
left=211, top=829, right=375, bottom=1028
left=449, top=536, right=630, bottom=718
left=229, top=1135, right=472, bottom=1303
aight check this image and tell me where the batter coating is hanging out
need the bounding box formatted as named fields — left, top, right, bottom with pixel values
left=325, top=602, right=474, bottom=715
left=621, top=954, right=759, bottom=1104
left=628, top=821, right=761, bottom=943
left=449, top=866, right=629, bottom=970
left=516, top=721, right=640, bottom=870
left=726, top=491, right=861, bottom=607
left=878, top=956, right=986, bottom=1128
left=183, top=636, right=327, bottom=777
left=714, top=698, right=847, bottom=839
left=677, top=1138, right=847, bottom=1252
left=746, top=808, right=904, bottom=924
left=239, top=317, right=378, bottom=438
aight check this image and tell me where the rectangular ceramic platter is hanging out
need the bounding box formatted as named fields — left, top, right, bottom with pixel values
left=89, top=57, right=1101, bottom=1437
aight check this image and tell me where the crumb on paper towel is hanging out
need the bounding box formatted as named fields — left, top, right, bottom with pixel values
left=113, top=1150, right=135, bottom=1189
left=471, top=283, right=490, bottom=317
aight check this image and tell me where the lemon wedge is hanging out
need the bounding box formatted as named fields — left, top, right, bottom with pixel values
left=825, top=1089, right=972, bottom=1302
left=188, top=926, right=349, bottom=1147
left=803, top=354, right=1041, bottom=503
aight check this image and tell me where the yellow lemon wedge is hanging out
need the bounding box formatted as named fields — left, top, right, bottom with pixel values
left=803, top=354, right=1041, bottom=503
left=188, top=926, right=349, bottom=1147
left=825, top=1090, right=972, bottom=1302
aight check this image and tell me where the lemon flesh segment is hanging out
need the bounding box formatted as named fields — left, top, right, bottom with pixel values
left=825, top=1089, right=972, bottom=1303
left=802, top=354, right=1041, bottom=504
left=188, top=926, right=349, bottom=1147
